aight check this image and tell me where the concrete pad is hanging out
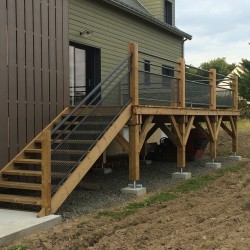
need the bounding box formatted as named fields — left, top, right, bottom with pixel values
left=0, top=209, right=61, bottom=247
left=171, top=172, right=191, bottom=181
left=121, top=187, right=147, bottom=196
left=229, top=155, right=242, bottom=161
left=205, top=162, right=222, bottom=169
left=93, top=168, right=112, bottom=174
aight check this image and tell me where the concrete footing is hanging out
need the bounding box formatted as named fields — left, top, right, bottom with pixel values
left=121, top=186, right=147, bottom=196
left=93, top=167, right=112, bottom=174
left=205, top=162, right=221, bottom=169
left=171, top=172, right=191, bottom=181
left=140, top=159, right=152, bottom=165
left=228, top=155, right=242, bottom=161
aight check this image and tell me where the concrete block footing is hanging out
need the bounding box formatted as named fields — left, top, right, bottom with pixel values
left=205, top=162, right=222, bottom=169
left=121, top=187, right=147, bottom=196
left=140, top=159, right=152, bottom=165
left=93, top=168, right=112, bottom=174
left=171, top=172, right=191, bottom=181
left=228, top=155, right=242, bottom=161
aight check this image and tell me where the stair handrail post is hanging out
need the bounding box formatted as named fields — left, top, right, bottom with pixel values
left=177, top=58, right=186, bottom=108
left=209, top=68, right=217, bottom=109
left=128, top=42, right=139, bottom=106
left=41, top=129, right=52, bottom=216
left=232, top=75, right=238, bottom=110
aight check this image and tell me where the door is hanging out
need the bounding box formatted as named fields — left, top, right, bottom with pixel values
left=69, top=42, right=101, bottom=105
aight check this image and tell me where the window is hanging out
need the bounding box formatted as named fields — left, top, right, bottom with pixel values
left=144, top=60, right=151, bottom=85
left=165, top=0, right=173, bottom=25
left=162, top=65, right=174, bottom=87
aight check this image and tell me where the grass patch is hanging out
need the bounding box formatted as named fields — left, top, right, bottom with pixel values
left=4, top=246, right=27, bottom=250
left=174, top=164, right=241, bottom=193
left=95, top=164, right=242, bottom=220
left=96, top=192, right=176, bottom=220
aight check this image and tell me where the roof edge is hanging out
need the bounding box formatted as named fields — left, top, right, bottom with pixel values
left=103, top=0, right=192, bottom=40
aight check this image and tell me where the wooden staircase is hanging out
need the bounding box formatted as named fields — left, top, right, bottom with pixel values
left=0, top=104, right=132, bottom=216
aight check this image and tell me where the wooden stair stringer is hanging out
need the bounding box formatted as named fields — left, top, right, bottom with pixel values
left=0, top=107, right=71, bottom=179
left=49, top=103, right=132, bottom=214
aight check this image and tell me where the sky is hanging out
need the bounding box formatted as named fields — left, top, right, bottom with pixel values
left=175, top=0, right=250, bottom=66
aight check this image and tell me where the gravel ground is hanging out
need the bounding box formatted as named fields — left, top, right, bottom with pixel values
left=57, top=156, right=234, bottom=221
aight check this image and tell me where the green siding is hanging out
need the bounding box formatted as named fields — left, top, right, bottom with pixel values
left=139, top=0, right=175, bottom=25
left=69, top=0, right=182, bottom=78
left=139, top=0, right=164, bottom=21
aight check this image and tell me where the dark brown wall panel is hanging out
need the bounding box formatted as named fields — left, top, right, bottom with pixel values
left=17, top=0, right=27, bottom=150
left=41, top=0, right=50, bottom=127
left=63, top=0, right=69, bottom=107
left=49, top=0, right=57, bottom=120
left=0, top=0, right=9, bottom=166
left=33, top=0, right=43, bottom=135
left=56, top=0, right=64, bottom=113
left=25, top=0, right=35, bottom=142
left=7, top=0, right=18, bottom=159
left=0, top=0, right=69, bottom=168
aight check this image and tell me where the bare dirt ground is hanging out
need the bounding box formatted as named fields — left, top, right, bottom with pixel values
left=4, top=120, right=250, bottom=250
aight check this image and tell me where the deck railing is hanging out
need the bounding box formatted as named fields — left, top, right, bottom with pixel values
left=130, top=43, right=238, bottom=110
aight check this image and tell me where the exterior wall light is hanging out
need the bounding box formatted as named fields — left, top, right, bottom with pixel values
left=80, top=30, right=93, bottom=38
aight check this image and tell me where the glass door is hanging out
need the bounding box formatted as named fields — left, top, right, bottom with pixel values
left=69, top=46, right=87, bottom=105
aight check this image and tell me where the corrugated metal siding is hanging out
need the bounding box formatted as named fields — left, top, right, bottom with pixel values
left=69, top=0, right=182, bottom=78
left=0, top=0, right=69, bottom=168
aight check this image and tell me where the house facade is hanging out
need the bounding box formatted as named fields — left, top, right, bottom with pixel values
left=0, top=0, right=191, bottom=168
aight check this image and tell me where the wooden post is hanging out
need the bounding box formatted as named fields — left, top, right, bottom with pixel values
left=177, top=116, right=186, bottom=168
left=41, top=129, right=51, bottom=216
left=232, top=75, right=238, bottom=111
left=209, top=69, right=216, bottom=109
left=128, top=42, right=140, bottom=181
left=177, top=58, right=186, bottom=108
left=129, top=119, right=140, bottom=181
left=210, top=118, right=217, bottom=160
left=232, top=116, right=238, bottom=154
left=128, top=42, right=139, bottom=106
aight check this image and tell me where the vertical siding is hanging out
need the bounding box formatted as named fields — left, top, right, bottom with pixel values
left=69, top=0, right=182, bottom=78
left=0, top=0, right=69, bottom=169
left=0, top=0, right=9, bottom=166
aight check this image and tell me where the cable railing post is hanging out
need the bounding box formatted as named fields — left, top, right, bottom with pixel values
left=177, top=58, right=185, bottom=108
left=128, top=42, right=139, bottom=106
left=209, top=69, right=216, bottom=109
left=232, top=75, right=238, bottom=110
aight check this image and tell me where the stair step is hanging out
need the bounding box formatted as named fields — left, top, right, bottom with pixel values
left=52, top=160, right=77, bottom=167
left=53, top=149, right=86, bottom=155
left=2, top=169, right=42, bottom=177
left=24, top=149, right=42, bottom=154
left=0, top=181, right=42, bottom=191
left=54, top=130, right=101, bottom=135
left=0, top=194, right=41, bottom=205
left=53, top=139, right=94, bottom=144
left=14, top=159, right=42, bottom=165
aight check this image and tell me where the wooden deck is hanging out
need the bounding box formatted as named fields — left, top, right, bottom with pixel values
left=0, top=43, right=240, bottom=216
